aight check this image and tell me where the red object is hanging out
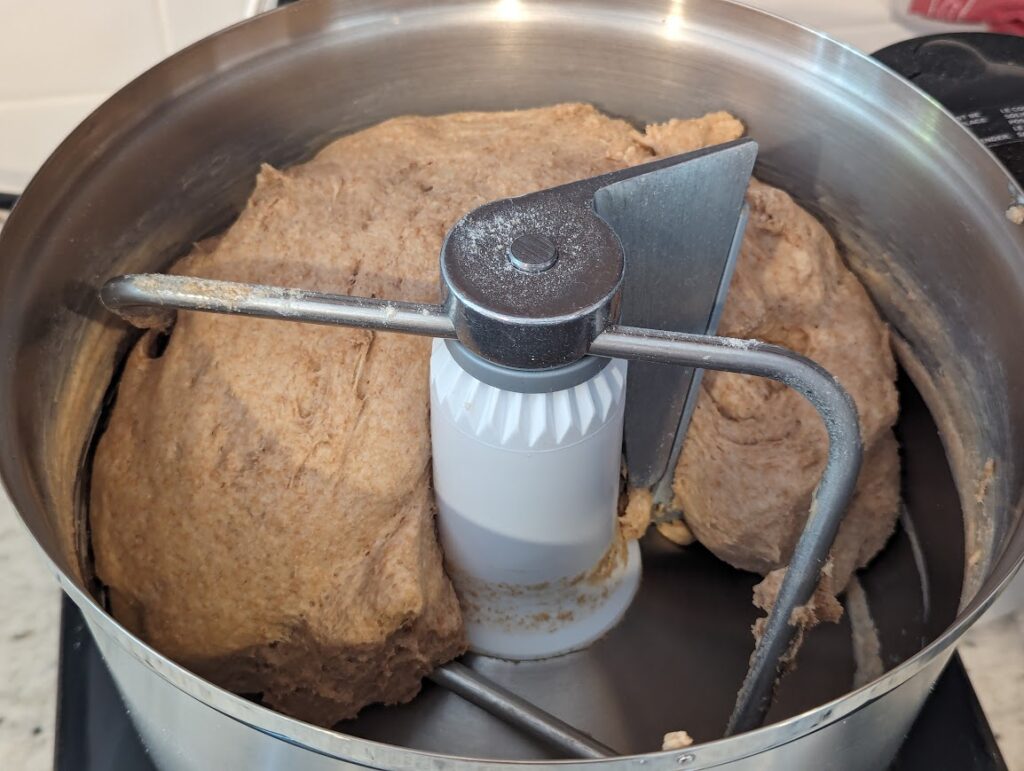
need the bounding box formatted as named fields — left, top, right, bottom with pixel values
left=909, top=0, right=1024, bottom=34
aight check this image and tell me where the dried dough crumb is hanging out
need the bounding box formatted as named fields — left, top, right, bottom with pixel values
left=657, top=519, right=696, bottom=546
left=620, top=487, right=653, bottom=540
left=662, top=730, right=695, bottom=751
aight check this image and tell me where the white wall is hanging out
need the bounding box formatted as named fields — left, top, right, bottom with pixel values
left=0, top=0, right=274, bottom=192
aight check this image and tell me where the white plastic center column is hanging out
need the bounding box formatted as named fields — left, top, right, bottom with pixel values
left=430, top=339, right=641, bottom=660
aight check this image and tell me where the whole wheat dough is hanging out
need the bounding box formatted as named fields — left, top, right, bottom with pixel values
left=669, top=171, right=901, bottom=598
left=91, top=103, right=900, bottom=726
left=626, top=120, right=900, bottom=615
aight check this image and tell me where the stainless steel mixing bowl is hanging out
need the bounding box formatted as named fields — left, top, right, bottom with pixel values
left=2, top=1, right=1023, bottom=768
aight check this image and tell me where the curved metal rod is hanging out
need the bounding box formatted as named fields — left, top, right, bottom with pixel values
left=100, top=274, right=456, bottom=339
left=100, top=274, right=863, bottom=737
left=590, top=325, right=863, bottom=735
left=430, top=662, right=615, bottom=759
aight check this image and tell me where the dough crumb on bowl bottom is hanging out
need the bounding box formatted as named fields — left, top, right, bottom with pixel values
left=89, top=103, right=900, bottom=728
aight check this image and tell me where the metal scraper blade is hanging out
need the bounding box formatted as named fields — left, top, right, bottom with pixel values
left=593, top=139, right=756, bottom=502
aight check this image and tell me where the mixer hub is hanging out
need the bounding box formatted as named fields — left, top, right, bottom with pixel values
left=508, top=233, right=559, bottom=273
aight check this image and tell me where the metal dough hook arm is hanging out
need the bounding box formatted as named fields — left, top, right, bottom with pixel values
left=100, top=273, right=864, bottom=739
left=590, top=326, right=864, bottom=735
left=99, top=273, right=457, bottom=338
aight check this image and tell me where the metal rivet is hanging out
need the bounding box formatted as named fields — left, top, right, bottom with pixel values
left=676, top=754, right=696, bottom=766
left=508, top=233, right=558, bottom=273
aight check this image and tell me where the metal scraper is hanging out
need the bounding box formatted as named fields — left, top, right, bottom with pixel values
left=594, top=140, right=756, bottom=505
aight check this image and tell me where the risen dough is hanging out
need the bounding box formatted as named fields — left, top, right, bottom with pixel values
left=91, top=103, right=899, bottom=725
left=670, top=177, right=900, bottom=597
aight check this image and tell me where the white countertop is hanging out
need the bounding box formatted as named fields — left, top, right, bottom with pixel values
left=0, top=3, right=1021, bottom=770
left=0, top=419, right=61, bottom=768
